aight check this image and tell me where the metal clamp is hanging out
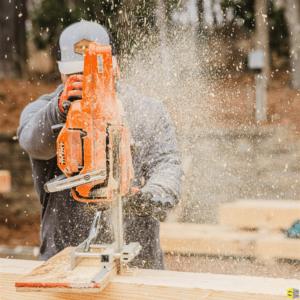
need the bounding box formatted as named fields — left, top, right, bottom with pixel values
left=68, top=209, right=142, bottom=283
left=120, top=242, right=141, bottom=263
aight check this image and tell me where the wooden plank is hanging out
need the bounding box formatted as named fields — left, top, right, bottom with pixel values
left=14, top=247, right=117, bottom=293
left=160, top=223, right=260, bottom=257
left=218, top=199, right=300, bottom=230
left=161, top=223, right=300, bottom=262
left=256, top=234, right=300, bottom=262
left=0, top=170, right=11, bottom=193
left=1, top=257, right=299, bottom=299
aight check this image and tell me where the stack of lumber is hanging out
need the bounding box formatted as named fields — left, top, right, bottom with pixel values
left=160, top=223, right=259, bottom=257
left=1, top=254, right=299, bottom=299
left=160, top=199, right=300, bottom=262
left=219, top=199, right=300, bottom=230
left=0, top=170, right=11, bottom=193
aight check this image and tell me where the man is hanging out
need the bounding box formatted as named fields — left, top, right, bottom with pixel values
left=18, top=21, right=184, bottom=269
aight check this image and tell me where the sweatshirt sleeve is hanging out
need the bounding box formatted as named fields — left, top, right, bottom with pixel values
left=141, top=101, right=184, bottom=206
left=17, top=85, right=66, bottom=160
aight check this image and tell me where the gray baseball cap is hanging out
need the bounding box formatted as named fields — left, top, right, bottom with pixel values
left=56, top=20, right=116, bottom=75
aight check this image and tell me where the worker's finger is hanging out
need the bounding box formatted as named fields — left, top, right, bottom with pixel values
left=67, top=75, right=83, bottom=84
left=68, top=90, right=82, bottom=97
left=71, top=82, right=83, bottom=90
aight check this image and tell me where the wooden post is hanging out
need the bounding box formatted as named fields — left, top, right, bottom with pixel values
left=255, top=72, right=267, bottom=122
left=0, top=170, right=11, bottom=193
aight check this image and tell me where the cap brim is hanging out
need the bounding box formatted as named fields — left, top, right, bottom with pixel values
left=58, top=60, right=84, bottom=75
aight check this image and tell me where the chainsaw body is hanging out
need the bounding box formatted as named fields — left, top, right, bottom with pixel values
left=45, top=43, right=134, bottom=204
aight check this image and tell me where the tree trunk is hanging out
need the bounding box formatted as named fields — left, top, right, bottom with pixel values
left=285, top=0, right=300, bottom=89
left=202, top=0, right=214, bottom=29
left=197, top=0, right=204, bottom=30
left=254, top=0, right=270, bottom=85
left=0, top=0, right=27, bottom=78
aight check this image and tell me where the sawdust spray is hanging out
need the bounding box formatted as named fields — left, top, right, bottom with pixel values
left=118, top=21, right=226, bottom=224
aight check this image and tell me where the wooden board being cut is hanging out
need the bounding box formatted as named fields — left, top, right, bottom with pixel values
left=14, top=247, right=117, bottom=293
left=160, top=222, right=259, bottom=257
left=218, top=199, right=300, bottom=230
left=1, top=257, right=299, bottom=299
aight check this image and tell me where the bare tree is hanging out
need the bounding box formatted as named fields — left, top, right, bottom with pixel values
left=285, top=0, right=300, bottom=89
left=0, top=0, right=27, bottom=78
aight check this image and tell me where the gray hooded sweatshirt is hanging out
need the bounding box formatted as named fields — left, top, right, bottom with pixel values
left=17, top=83, right=184, bottom=269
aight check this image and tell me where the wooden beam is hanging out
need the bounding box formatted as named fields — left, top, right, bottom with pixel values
left=1, top=257, right=299, bottom=299
left=0, top=170, right=11, bottom=193
left=160, top=222, right=259, bottom=257
left=218, top=200, right=300, bottom=230
left=160, top=223, right=300, bottom=261
left=256, top=234, right=300, bottom=262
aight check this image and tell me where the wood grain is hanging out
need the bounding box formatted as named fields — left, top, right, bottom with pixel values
left=1, top=256, right=299, bottom=299
left=14, top=247, right=117, bottom=293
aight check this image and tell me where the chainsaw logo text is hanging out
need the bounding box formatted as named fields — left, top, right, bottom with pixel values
left=287, top=288, right=300, bottom=299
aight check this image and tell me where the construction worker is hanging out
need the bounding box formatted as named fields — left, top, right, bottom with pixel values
left=17, top=21, right=184, bottom=270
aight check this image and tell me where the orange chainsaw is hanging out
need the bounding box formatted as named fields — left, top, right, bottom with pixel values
left=44, top=42, right=174, bottom=275
left=44, top=42, right=134, bottom=206
left=43, top=43, right=142, bottom=274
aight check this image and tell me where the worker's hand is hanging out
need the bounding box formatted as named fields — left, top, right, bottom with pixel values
left=59, top=75, right=83, bottom=114
left=124, top=191, right=155, bottom=218
left=124, top=191, right=173, bottom=221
